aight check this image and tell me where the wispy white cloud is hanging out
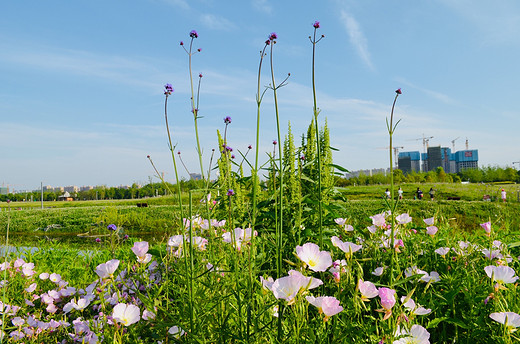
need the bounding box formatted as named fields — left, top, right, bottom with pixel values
left=0, top=40, right=179, bottom=94
left=200, top=13, right=238, bottom=31
left=339, top=10, right=374, bottom=71
left=252, top=0, right=272, bottom=14
left=396, top=78, right=457, bottom=105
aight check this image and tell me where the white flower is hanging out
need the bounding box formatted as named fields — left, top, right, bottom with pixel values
left=168, top=326, right=185, bottom=338
left=95, top=259, right=120, bottom=279
left=484, top=265, right=519, bottom=284
left=393, top=324, right=430, bottom=343
left=112, top=303, right=140, bottom=326
left=490, top=312, right=520, bottom=332
left=434, top=247, right=450, bottom=257
left=295, top=242, right=332, bottom=272
left=372, top=266, right=385, bottom=276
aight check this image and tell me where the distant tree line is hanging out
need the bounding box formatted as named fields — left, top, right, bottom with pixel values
left=0, top=179, right=205, bottom=202
left=336, top=166, right=520, bottom=186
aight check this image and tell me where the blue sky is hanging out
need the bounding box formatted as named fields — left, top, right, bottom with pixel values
left=2, top=0, right=520, bottom=191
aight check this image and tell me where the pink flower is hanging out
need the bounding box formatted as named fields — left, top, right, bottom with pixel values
left=396, top=213, right=412, bottom=225
left=481, top=222, right=491, bottom=236
left=426, top=226, right=438, bottom=236
left=295, top=243, right=332, bottom=272
left=358, top=279, right=379, bottom=301
left=370, top=213, right=386, bottom=227
left=435, top=247, right=450, bottom=257
left=395, top=88, right=402, bottom=95
left=331, top=236, right=362, bottom=257
left=313, top=21, right=320, bottom=29
left=95, top=259, right=120, bottom=279
left=131, top=241, right=152, bottom=264
left=271, top=271, right=322, bottom=304
left=378, top=287, right=396, bottom=311
left=423, top=217, right=434, bottom=226
left=305, top=296, right=343, bottom=321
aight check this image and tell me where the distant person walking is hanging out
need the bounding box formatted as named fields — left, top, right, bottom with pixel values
left=429, top=187, right=435, bottom=201
left=398, top=187, right=403, bottom=200
left=385, top=188, right=391, bottom=199
left=416, top=187, right=423, bottom=200
left=501, top=189, right=507, bottom=203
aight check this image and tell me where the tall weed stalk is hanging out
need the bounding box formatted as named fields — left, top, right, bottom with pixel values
left=309, top=22, right=325, bottom=246
left=386, top=88, right=402, bottom=284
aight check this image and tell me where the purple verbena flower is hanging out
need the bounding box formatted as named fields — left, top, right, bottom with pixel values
left=269, top=32, right=277, bottom=41
left=199, top=73, right=203, bottom=78
left=248, top=145, right=252, bottom=150
left=313, top=21, right=320, bottom=29
left=396, top=88, right=402, bottom=94
left=273, top=140, right=277, bottom=145
left=190, top=30, right=198, bottom=38
left=224, top=116, right=232, bottom=124
left=107, top=224, right=117, bottom=231
left=95, top=238, right=101, bottom=243
left=227, top=189, right=235, bottom=196
left=164, top=83, right=174, bottom=95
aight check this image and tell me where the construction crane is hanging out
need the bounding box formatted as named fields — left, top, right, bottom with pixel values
left=393, top=146, right=404, bottom=169
left=375, top=146, right=405, bottom=169
left=451, top=137, right=460, bottom=151
left=465, top=138, right=469, bottom=150
left=407, top=134, right=434, bottom=154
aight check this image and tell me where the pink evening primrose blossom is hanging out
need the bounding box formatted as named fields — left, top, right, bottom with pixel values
left=334, top=218, right=347, bottom=226
left=378, top=287, right=396, bottom=311
left=358, top=279, right=379, bottom=301
left=260, top=276, right=275, bottom=292
left=169, top=326, right=186, bottom=339
left=95, top=259, right=120, bottom=279
left=489, top=312, right=520, bottom=332
left=400, top=296, right=431, bottom=315
left=423, top=217, right=434, bottom=226
left=331, top=236, right=362, bottom=257
left=393, top=324, right=430, bottom=344
left=295, top=242, right=332, bottom=272
left=434, top=247, right=450, bottom=257
left=305, top=296, right=343, bottom=321
left=372, top=266, right=385, bottom=276
left=112, top=303, right=140, bottom=326
left=484, top=265, right=519, bottom=285
left=131, top=241, right=152, bottom=264
left=222, top=227, right=257, bottom=251
left=481, top=221, right=491, bottom=236
left=426, top=226, right=438, bottom=236
left=370, top=213, right=386, bottom=227
left=271, top=270, right=323, bottom=304
left=396, top=213, right=412, bottom=225
left=49, top=273, right=61, bottom=283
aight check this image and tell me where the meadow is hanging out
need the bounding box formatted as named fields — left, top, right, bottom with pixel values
left=2, top=25, right=520, bottom=344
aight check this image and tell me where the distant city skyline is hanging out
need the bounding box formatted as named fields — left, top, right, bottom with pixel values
left=2, top=1, right=520, bottom=191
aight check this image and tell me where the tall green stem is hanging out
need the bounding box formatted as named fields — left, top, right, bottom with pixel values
left=310, top=26, right=324, bottom=247
left=270, top=41, right=283, bottom=281
left=387, top=89, right=401, bottom=285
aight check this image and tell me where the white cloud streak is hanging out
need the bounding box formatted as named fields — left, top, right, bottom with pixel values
left=252, top=0, right=272, bottom=14
left=339, top=10, right=374, bottom=71
left=200, top=13, right=238, bottom=31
